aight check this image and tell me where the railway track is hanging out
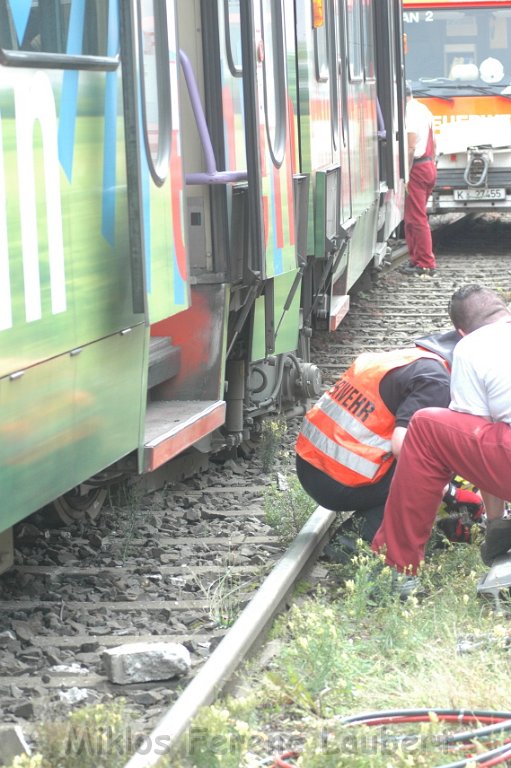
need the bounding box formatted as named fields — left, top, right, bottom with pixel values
left=1, top=213, right=511, bottom=765
left=0, top=478, right=284, bottom=726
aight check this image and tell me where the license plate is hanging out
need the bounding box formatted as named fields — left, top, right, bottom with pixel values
left=453, top=188, right=505, bottom=201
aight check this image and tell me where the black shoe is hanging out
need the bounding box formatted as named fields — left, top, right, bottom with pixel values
left=335, top=512, right=380, bottom=544
left=390, top=571, right=425, bottom=600
left=480, top=518, right=511, bottom=566
left=322, top=535, right=358, bottom=564
left=367, top=562, right=425, bottom=602
left=399, top=263, right=436, bottom=277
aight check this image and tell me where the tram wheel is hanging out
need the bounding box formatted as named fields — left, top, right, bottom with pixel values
left=45, top=485, right=108, bottom=527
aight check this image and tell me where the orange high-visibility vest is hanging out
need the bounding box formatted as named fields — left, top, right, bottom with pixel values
left=296, top=348, right=449, bottom=487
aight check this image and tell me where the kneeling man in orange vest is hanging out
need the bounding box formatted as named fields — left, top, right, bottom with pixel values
left=295, top=331, right=460, bottom=544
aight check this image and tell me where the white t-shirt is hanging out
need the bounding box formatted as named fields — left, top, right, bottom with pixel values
left=405, top=98, right=434, bottom=158
left=450, top=318, right=511, bottom=424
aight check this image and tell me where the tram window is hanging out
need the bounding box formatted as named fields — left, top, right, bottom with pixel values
left=337, top=0, right=349, bottom=151
left=346, top=0, right=363, bottom=81
left=314, top=18, right=329, bottom=82
left=325, top=0, right=339, bottom=149
left=139, top=0, right=171, bottom=186
left=0, top=0, right=110, bottom=57
left=225, top=0, right=242, bottom=76
left=362, top=0, right=375, bottom=81
left=260, top=0, right=287, bottom=168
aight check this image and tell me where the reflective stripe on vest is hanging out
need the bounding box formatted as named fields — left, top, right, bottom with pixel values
left=315, top=390, right=392, bottom=453
left=300, top=418, right=382, bottom=480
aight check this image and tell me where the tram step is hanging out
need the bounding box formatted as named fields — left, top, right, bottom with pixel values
left=143, top=399, right=226, bottom=471
left=329, top=295, right=350, bottom=331
left=148, top=336, right=181, bottom=389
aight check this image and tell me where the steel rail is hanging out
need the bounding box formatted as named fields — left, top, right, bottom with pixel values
left=122, top=505, right=336, bottom=768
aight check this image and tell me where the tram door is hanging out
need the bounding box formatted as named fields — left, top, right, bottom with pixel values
left=374, top=0, right=406, bottom=242
left=240, top=0, right=301, bottom=360
left=293, top=0, right=347, bottom=331
left=337, top=0, right=353, bottom=225
left=124, top=0, right=190, bottom=324
left=338, top=0, right=381, bottom=288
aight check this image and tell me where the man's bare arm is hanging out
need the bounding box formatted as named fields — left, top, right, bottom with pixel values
left=407, top=130, right=417, bottom=169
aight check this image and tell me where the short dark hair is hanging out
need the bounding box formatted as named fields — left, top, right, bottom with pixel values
left=448, top=284, right=509, bottom=334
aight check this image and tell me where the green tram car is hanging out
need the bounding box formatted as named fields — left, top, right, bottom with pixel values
left=0, top=0, right=406, bottom=571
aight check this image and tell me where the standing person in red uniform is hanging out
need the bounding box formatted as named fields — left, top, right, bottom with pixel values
left=400, top=83, right=438, bottom=277
left=372, top=285, right=511, bottom=594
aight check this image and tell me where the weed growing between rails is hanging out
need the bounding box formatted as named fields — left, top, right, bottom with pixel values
left=259, top=418, right=288, bottom=474
left=103, top=483, right=147, bottom=564
left=185, top=553, right=261, bottom=628
left=259, top=416, right=316, bottom=544
left=264, top=475, right=316, bottom=545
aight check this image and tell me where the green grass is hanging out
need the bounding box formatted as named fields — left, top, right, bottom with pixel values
left=264, top=474, right=317, bottom=544
left=7, top=701, right=130, bottom=768
left=259, top=417, right=288, bottom=474
left=161, top=540, right=511, bottom=767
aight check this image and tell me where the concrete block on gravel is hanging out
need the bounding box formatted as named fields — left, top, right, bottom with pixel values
left=103, top=642, right=191, bottom=684
left=0, top=725, right=31, bottom=764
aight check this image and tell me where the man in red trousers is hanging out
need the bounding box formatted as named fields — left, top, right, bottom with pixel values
left=400, top=83, right=437, bottom=277
left=372, top=285, right=511, bottom=596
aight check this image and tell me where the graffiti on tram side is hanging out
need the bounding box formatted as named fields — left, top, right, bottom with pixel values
left=0, top=71, right=65, bottom=333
